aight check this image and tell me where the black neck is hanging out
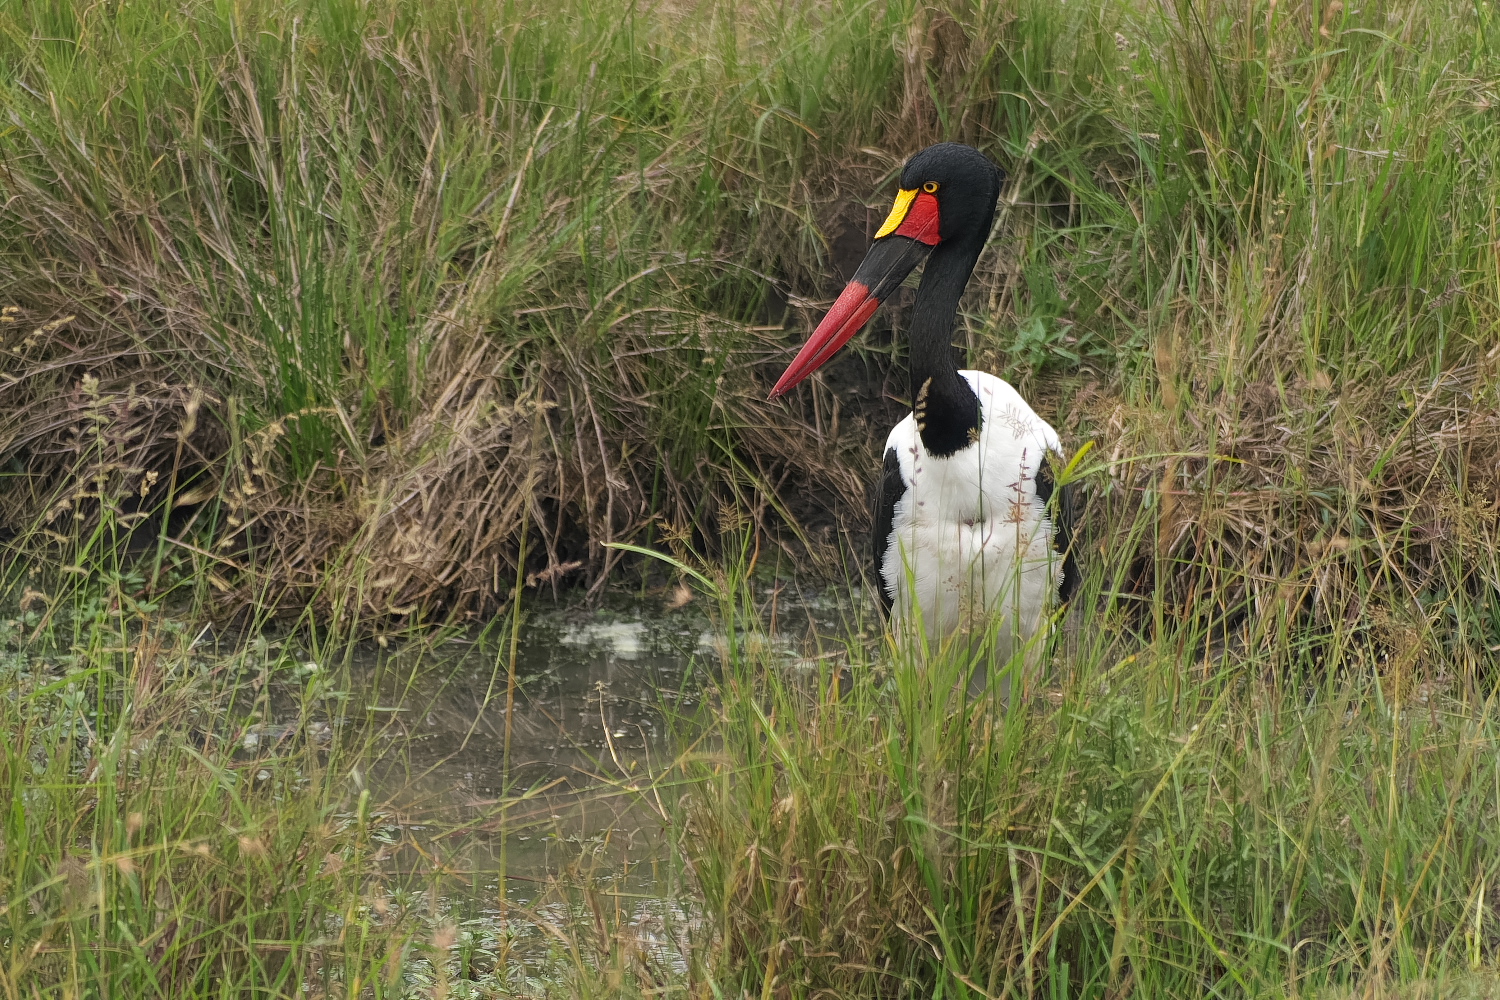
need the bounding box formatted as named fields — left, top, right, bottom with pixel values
left=909, top=239, right=983, bottom=457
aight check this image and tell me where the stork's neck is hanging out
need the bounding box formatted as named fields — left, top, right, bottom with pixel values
left=909, top=239, right=983, bottom=457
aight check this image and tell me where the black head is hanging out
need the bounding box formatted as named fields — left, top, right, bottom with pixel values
left=895, top=142, right=1005, bottom=246
left=768, top=142, right=1005, bottom=399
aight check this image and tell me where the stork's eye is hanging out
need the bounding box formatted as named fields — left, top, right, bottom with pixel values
left=922, top=181, right=940, bottom=194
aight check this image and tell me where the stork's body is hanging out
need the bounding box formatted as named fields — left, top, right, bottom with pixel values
left=874, top=370, right=1073, bottom=646
left=771, top=142, right=1076, bottom=657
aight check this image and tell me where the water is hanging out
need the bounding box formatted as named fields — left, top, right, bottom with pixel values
left=356, top=600, right=715, bottom=873
left=353, top=589, right=864, bottom=843
left=247, top=589, right=862, bottom=984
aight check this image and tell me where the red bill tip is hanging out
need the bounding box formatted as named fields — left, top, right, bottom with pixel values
left=769, top=281, right=881, bottom=399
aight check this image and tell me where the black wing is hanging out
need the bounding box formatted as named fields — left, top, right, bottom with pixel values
left=1035, top=454, right=1080, bottom=604
left=871, top=446, right=905, bottom=615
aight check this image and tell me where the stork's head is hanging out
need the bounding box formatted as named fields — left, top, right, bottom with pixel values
left=769, top=143, right=1003, bottom=399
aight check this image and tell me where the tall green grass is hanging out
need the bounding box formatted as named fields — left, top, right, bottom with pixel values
left=0, top=597, right=396, bottom=995
left=680, top=530, right=1500, bottom=1000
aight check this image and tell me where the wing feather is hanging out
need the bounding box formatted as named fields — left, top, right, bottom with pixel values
left=871, top=446, right=905, bottom=614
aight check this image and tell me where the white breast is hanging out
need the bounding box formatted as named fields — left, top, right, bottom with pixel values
left=879, top=370, right=1065, bottom=654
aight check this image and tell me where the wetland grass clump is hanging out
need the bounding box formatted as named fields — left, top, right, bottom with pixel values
left=683, top=537, right=1500, bottom=999
left=0, top=590, right=690, bottom=998
left=0, top=598, right=408, bottom=995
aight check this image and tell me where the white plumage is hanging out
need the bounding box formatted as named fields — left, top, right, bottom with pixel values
left=877, top=371, right=1066, bottom=654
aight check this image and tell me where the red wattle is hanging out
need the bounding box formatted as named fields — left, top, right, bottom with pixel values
left=894, top=191, right=941, bottom=245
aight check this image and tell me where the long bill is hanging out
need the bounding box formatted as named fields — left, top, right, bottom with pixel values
left=768, top=235, right=935, bottom=399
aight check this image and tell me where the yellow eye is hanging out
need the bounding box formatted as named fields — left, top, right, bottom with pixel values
left=922, top=181, right=940, bottom=194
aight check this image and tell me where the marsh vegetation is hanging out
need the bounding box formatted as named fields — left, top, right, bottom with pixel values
left=4, top=0, right=1500, bottom=994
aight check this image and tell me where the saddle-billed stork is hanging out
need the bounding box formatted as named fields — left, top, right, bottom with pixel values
left=770, top=142, right=1077, bottom=657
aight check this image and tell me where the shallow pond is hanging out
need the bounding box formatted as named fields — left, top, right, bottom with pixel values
left=333, top=589, right=864, bottom=979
